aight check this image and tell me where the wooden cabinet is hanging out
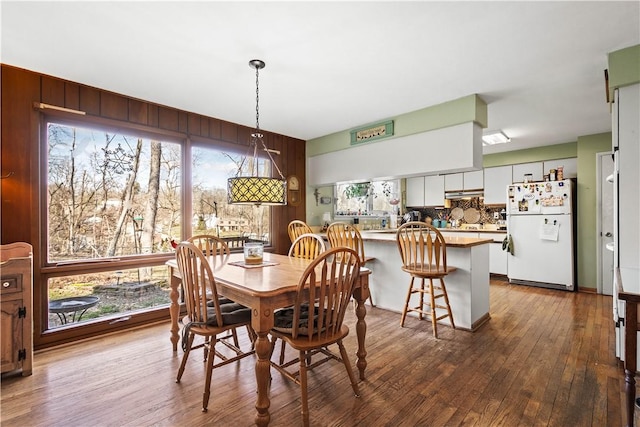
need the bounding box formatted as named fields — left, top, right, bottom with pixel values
left=512, top=162, right=543, bottom=183
left=424, top=175, right=445, bottom=206
left=406, top=176, right=425, bottom=207
left=483, top=165, right=512, bottom=205
left=1, top=243, right=33, bottom=376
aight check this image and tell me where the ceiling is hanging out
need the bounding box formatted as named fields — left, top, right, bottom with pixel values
left=2, top=1, right=639, bottom=154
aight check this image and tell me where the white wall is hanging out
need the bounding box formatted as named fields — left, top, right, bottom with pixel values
left=307, top=122, right=483, bottom=186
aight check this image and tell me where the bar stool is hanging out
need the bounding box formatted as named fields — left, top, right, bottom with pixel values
left=396, top=221, right=456, bottom=338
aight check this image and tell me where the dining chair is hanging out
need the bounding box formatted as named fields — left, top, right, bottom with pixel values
left=288, top=233, right=326, bottom=259
left=287, top=219, right=313, bottom=244
left=326, top=221, right=375, bottom=306
left=269, top=246, right=362, bottom=426
left=174, top=242, right=255, bottom=412
left=396, top=221, right=456, bottom=338
left=187, top=234, right=254, bottom=347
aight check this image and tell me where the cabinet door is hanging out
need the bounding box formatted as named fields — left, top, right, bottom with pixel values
left=406, top=176, right=425, bottom=207
left=0, top=299, right=22, bottom=373
left=512, top=162, right=543, bottom=182
left=483, top=165, right=512, bottom=205
left=463, top=170, right=484, bottom=189
left=489, top=242, right=508, bottom=275
left=444, top=173, right=463, bottom=191
left=543, top=158, right=577, bottom=179
left=424, top=175, right=445, bottom=206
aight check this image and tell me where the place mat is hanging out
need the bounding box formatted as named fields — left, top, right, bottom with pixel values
left=229, top=260, right=279, bottom=269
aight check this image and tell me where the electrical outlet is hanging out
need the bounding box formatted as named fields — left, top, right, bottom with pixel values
left=493, top=212, right=500, bottom=220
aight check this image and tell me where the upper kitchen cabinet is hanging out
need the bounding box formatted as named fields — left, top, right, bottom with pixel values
left=444, top=173, right=463, bottom=191
left=424, top=175, right=445, bottom=206
left=483, top=165, right=512, bottom=205
left=512, top=162, right=543, bottom=183
left=543, top=158, right=577, bottom=179
left=406, top=176, right=425, bottom=207
left=463, top=170, right=484, bottom=189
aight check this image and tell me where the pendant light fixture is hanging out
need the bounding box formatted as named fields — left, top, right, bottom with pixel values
left=227, top=59, right=287, bottom=206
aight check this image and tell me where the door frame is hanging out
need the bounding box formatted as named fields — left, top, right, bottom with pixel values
left=596, top=150, right=614, bottom=295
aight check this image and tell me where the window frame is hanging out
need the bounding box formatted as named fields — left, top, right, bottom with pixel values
left=35, top=111, right=277, bottom=345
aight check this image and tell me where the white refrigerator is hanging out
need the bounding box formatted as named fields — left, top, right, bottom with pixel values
left=506, top=179, right=575, bottom=291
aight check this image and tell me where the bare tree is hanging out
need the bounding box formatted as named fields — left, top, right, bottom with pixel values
left=106, top=138, right=143, bottom=256
left=141, top=141, right=161, bottom=254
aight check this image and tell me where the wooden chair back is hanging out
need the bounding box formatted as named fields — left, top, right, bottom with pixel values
left=396, top=221, right=449, bottom=275
left=326, top=222, right=366, bottom=263
left=175, top=242, right=224, bottom=327
left=287, top=220, right=313, bottom=244
left=187, top=234, right=231, bottom=257
left=288, top=233, right=326, bottom=259
left=289, top=246, right=361, bottom=341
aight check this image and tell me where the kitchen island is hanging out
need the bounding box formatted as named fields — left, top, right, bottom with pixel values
left=359, top=231, right=493, bottom=331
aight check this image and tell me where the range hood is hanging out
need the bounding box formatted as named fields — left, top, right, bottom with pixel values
left=444, top=189, right=484, bottom=200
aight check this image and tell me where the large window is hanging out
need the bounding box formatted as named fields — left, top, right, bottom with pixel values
left=45, top=121, right=182, bottom=329
left=47, top=122, right=181, bottom=262
left=43, top=120, right=276, bottom=333
left=192, top=145, right=271, bottom=245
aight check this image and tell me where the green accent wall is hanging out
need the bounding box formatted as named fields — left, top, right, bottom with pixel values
left=306, top=94, right=487, bottom=157
left=482, top=142, right=578, bottom=167
left=576, top=133, right=612, bottom=290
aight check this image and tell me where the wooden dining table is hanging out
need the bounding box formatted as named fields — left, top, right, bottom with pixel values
left=166, top=251, right=371, bottom=426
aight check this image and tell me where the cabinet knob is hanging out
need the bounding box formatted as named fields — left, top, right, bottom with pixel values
left=2, top=281, right=10, bottom=288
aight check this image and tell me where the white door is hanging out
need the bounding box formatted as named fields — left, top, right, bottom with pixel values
left=598, top=152, right=614, bottom=295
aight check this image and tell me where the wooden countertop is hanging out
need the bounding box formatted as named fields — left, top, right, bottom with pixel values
left=359, top=231, right=493, bottom=248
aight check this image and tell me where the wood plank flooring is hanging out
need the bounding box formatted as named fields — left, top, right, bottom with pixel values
left=0, top=279, right=627, bottom=426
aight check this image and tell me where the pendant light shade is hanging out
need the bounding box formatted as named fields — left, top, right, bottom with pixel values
left=227, top=59, right=287, bottom=206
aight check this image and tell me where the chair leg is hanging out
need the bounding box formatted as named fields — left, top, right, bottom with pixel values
left=279, top=340, right=287, bottom=365
left=202, top=341, right=216, bottom=412
left=338, top=340, right=360, bottom=397
left=419, top=278, right=426, bottom=321
left=299, top=350, right=310, bottom=427
left=429, top=279, right=438, bottom=338
left=400, top=277, right=415, bottom=327
left=176, top=333, right=195, bottom=383
left=441, top=278, right=455, bottom=329
left=231, top=329, right=240, bottom=348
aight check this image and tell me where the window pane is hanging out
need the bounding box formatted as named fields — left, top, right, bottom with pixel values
left=47, top=122, right=182, bottom=262
left=192, top=146, right=271, bottom=246
left=335, top=180, right=400, bottom=215
left=47, top=266, right=170, bottom=329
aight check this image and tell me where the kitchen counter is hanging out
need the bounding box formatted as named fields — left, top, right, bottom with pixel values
left=360, top=230, right=493, bottom=248
left=358, top=231, right=491, bottom=331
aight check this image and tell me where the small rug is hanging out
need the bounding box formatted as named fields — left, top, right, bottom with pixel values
left=229, top=261, right=279, bottom=269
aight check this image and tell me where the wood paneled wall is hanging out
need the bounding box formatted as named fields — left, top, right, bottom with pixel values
left=1, top=64, right=306, bottom=256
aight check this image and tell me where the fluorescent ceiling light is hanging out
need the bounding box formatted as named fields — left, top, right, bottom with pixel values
left=482, top=130, right=511, bottom=146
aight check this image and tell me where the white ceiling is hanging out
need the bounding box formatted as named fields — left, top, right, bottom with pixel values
left=2, top=1, right=639, bottom=154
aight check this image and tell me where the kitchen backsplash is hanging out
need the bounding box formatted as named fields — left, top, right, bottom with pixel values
left=418, top=198, right=505, bottom=225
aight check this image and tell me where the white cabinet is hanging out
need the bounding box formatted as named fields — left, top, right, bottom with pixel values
left=484, top=233, right=508, bottom=275
left=444, top=171, right=483, bottom=191
left=406, top=176, right=425, bottom=207
left=424, top=175, right=445, bottom=206
left=543, top=158, right=577, bottom=179
left=483, top=165, right=512, bottom=205
left=444, top=173, right=463, bottom=191
left=463, top=170, right=483, bottom=189
left=512, top=162, right=543, bottom=183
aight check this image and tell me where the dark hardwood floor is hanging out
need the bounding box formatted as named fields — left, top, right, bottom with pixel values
left=0, top=279, right=626, bottom=426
